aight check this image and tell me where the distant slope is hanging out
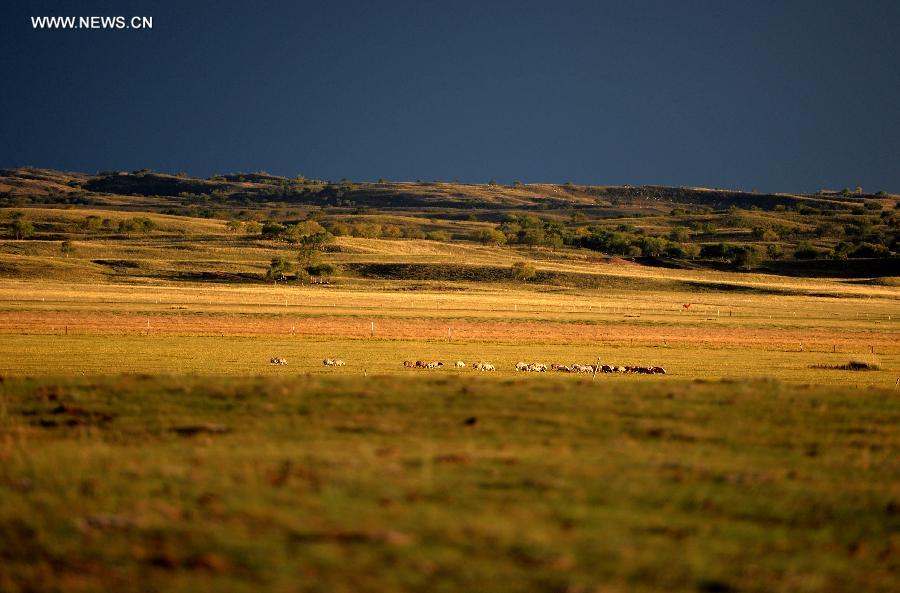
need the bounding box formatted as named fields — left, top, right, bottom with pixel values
left=2, top=167, right=891, bottom=212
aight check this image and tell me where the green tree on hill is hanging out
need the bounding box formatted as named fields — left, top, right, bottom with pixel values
left=669, top=227, right=690, bottom=242
left=266, top=256, right=293, bottom=281
left=12, top=219, right=34, bottom=239
left=732, top=245, right=761, bottom=269
left=118, top=217, right=155, bottom=234
left=297, top=231, right=335, bottom=269
left=306, top=263, right=338, bottom=284
left=511, top=261, right=537, bottom=281
left=474, top=228, right=507, bottom=245
left=261, top=222, right=286, bottom=239
left=426, top=231, right=451, bottom=242
left=793, top=243, right=822, bottom=260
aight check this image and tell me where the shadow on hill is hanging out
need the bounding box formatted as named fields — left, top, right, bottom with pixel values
left=761, top=258, right=898, bottom=278
left=85, top=173, right=234, bottom=197
left=155, top=271, right=265, bottom=283
left=344, top=262, right=847, bottom=297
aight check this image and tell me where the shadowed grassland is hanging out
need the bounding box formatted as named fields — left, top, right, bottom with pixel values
left=1, top=375, right=898, bottom=593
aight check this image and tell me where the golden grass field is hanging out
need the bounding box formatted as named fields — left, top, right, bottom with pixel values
left=1, top=205, right=899, bottom=592
left=0, top=272, right=897, bottom=387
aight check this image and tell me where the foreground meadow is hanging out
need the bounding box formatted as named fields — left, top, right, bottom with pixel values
left=1, top=374, right=898, bottom=593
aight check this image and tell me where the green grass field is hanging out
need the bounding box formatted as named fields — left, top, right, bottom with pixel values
left=2, top=374, right=899, bottom=593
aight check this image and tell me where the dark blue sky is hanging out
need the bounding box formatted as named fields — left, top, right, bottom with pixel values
left=2, top=0, right=899, bottom=193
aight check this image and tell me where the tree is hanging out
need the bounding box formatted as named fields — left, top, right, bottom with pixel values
left=266, top=256, right=293, bottom=280
left=637, top=236, right=667, bottom=257
left=244, top=221, right=262, bottom=235
left=381, top=224, right=403, bottom=239
left=732, top=245, right=761, bottom=270
left=297, top=231, right=334, bottom=268
left=669, top=227, right=691, bottom=242
left=760, top=229, right=779, bottom=242
left=849, top=242, right=890, bottom=258
left=261, top=222, right=286, bottom=239
left=401, top=226, right=426, bottom=239
left=81, top=215, right=103, bottom=231
left=511, top=261, right=537, bottom=281
left=60, top=240, right=75, bottom=257
left=426, top=230, right=451, bottom=242
left=682, top=244, right=701, bottom=259
left=700, top=243, right=729, bottom=259
left=225, top=220, right=243, bottom=233
left=474, top=228, right=507, bottom=245
left=306, top=263, right=337, bottom=282
left=793, top=243, right=822, bottom=260
left=325, top=222, right=351, bottom=236
left=520, top=227, right=546, bottom=247
left=12, top=219, right=34, bottom=239
left=118, top=217, right=155, bottom=234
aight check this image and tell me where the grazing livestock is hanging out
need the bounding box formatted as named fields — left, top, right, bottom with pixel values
left=516, top=362, right=547, bottom=372
left=403, top=360, right=414, bottom=368
left=472, top=362, right=495, bottom=371
left=269, top=357, right=287, bottom=366
left=323, top=358, right=345, bottom=367
left=541, top=360, right=666, bottom=375
left=455, top=360, right=465, bottom=368
left=333, top=359, right=346, bottom=367
left=415, top=360, right=428, bottom=368
left=322, top=358, right=334, bottom=366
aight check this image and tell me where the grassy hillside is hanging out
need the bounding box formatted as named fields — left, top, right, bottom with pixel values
left=1, top=168, right=896, bottom=278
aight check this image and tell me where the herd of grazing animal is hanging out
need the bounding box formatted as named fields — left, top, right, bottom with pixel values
left=402, top=360, right=496, bottom=371
left=272, top=356, right=665, bottom=375
left=515, top=362, right=547, bottom=372
left=547, top=363, right=666, bottom=374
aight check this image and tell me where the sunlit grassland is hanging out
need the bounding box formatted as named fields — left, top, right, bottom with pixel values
left=0, top=274, right=897, bottom=387
left=1, top=205, right=899, bottom=592
left=2, top=334, right=899, bottom=389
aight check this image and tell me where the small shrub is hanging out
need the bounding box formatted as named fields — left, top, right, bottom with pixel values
left=426, top=230, right=451, bottom=242
left=511, top=261, right=536, bottom=281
